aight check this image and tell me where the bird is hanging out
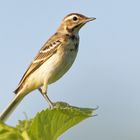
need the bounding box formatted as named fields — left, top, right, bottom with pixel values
left=0, top=13, right=96, bottom=121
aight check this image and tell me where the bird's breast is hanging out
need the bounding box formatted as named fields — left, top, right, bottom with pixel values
left=47, top=39, right=79, bottom=84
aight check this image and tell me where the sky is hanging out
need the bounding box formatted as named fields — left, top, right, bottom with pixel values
left=0, top=0, right=140, bottom=140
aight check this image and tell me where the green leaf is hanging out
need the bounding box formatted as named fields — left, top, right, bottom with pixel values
left=0, top=102, right=97, bottom=140
left=0, top=121, right=23, bottom=140
left=27, top=102, right=96, bottom=140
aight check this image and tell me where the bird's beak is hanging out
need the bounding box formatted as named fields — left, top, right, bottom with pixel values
left=79, top=17, right=96, bottom=28
left=85, top=17, right=96, bottom=22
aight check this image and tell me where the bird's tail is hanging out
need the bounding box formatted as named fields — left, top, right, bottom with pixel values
left=0, top=93, right=25, bottom=122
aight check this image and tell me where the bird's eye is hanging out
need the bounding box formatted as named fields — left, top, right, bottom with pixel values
left=73, top=16, right=78, bottom=21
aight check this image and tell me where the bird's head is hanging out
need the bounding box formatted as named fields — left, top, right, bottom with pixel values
left=57, top=13, right=96, bottom=34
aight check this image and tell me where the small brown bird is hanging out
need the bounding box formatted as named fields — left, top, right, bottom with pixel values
left=0, top=13, right=96, bottom=121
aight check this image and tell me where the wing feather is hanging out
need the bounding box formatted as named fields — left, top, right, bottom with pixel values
left=14, top=39, right=62, bottom=94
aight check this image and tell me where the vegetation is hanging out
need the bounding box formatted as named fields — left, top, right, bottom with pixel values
left=0, top=102, right=96, bottom=140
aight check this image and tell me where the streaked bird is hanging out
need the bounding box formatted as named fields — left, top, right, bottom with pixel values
left=0, top=13, right=96, bottom=121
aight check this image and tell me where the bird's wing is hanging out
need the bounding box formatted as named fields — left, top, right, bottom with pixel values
left=14, top=38, right=62, bottom=94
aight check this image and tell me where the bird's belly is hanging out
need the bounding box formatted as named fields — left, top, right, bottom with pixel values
left=47, top=50, right=77, bottom=84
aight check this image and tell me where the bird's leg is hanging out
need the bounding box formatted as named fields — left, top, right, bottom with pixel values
left=38, top=81, right=54, bottom=109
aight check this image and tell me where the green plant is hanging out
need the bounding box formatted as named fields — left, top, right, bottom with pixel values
left=0, top=102, right=96, bottom=140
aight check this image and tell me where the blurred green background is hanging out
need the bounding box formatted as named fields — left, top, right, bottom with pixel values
left=0, top=1, right=139, bottom=140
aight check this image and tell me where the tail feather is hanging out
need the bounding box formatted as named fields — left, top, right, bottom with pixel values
left=0, top=93, right=25, bottom=122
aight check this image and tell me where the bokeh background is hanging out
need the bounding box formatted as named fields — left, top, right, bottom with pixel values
left=0, top=1, right=140, bottom=140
